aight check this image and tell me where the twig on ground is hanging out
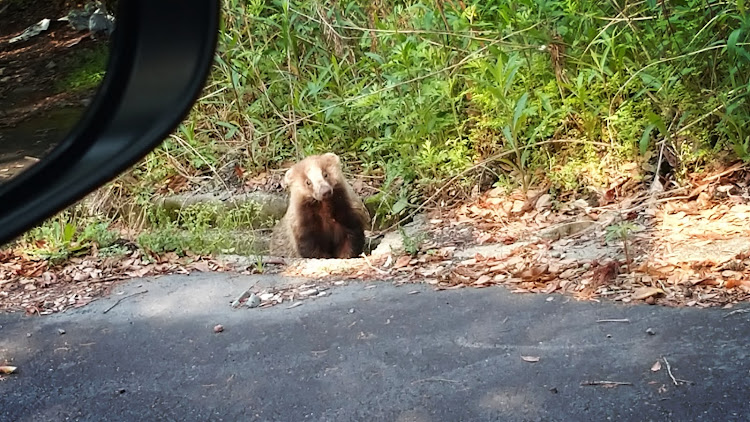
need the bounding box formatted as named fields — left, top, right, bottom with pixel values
left=663, top=356, right=692, bottom=386
left=102, top=290, right=148, bottom=314
left=596, top=319, right=630, bottom=323
left=590, top=186, right=690, bottom=215
left=723, top=309, right=750, bottom=318
left=412, top=377, right=461, bottom=385
left=658, top=279, right=668, bottom=292
left=703, top=162, right=746, bottom=182
left=580, top=380, right=633, bottom=386
left=361, top=253, right=390, bottom=275
left=664, top=356, right=679, bottom=385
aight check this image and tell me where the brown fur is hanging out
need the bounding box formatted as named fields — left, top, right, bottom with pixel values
left=270, top=153, right=370, bottom=259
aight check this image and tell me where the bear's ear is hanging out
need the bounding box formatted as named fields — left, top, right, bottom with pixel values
left=283, top=167, right=295, bottom=189
left=322, top=152, right=340, bottom=164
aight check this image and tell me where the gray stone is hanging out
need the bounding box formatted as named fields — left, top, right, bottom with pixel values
left=157, top=191, right=289, bottom=227
left=246, top=294, right=261, bottom=308
left=371, top=214, right=428, bottom=257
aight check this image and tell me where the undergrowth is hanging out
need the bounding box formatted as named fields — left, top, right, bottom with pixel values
left=17, top=202, right=267, bottom=261
left=13, top=0, right=750, bottom=257
left=54, top=42, right=109, bottom=94
left=151, top=0, right=750, bottom=215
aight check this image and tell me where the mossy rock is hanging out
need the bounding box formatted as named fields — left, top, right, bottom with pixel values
left=156, top=192, right=288, bottom=228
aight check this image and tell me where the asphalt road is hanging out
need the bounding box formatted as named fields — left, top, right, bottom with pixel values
left=1, top=273, right=750, bottom=421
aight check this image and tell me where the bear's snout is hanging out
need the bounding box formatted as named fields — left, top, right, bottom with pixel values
left=315, top=184, right=333, bottom=200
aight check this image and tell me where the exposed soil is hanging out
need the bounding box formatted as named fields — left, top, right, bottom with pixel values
left=5, top=161, right=750, bottom=315
left=222, top=163, right=750, bottom=311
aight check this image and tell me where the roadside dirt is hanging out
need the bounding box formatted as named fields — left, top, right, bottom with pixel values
left=6, top=159, right=750, bottom=315
left=227, top=162, right=750, bottom=311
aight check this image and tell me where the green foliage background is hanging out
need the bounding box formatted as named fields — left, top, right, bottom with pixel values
left=160, top=0, right=750, bottom=214
left=15, top=0, right=750, bottom=256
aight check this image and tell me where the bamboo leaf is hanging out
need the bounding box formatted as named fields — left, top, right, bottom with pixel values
left=513, top=92, right=529, bottom=129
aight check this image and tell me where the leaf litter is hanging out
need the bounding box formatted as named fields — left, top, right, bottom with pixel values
left=253, top=163, right=750, bottom=310
left=0, top=248, right=227, bottom=315
left=6, top=163, right=750, bottom=314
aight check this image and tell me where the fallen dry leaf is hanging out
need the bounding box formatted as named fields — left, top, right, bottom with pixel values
left=651, top=361, right=662, bottom=372
left=473, top=275, right=493, bottom=286
left=519, top=264, right=549, bottom=280
left=521, top=355, right=540, bottom=363
left=591, top=261, right=619, bottom=286
left=632, top=287, right=664, bottom=301
left=393, top=255, right=412, bottom=269
left=0, top=365, right=17, bottom=374
left=476, top=232, right=493, bottom=245
left=190, top=261, right=213, bottom=272
left=542, top=279, right=561, bottom=294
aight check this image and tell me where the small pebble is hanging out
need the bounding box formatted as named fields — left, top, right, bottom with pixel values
left=246, top=294, right=261, bottom=308
left=348, top=308, right=355, bottom=314
left=546, top=297, right=554, bottom=302
left=213, top=324, right=224, bottom=333
left=231, top=289, right=252, bottom=308
left=646, top=328, right=656, bottom=335
left=260, top=293, right=274, bottom=301
left=57, top=329, right=66, bottom=335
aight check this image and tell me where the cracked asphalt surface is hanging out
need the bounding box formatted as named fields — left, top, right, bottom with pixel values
left=2, top=272, right=750, bottom=421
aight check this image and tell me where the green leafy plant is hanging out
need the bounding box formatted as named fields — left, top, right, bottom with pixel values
left=23, top=214, right=120, bottom=263
left=399, top=226, right=427, bottom=256
left=55, top=43, right=109, bottom=93
left=605, top=221, right=639, bottom=273
left=136, top=201, right=265, bottom=256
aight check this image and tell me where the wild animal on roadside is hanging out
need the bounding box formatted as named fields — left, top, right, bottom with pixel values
left=270, top=153, right=370, bottom=259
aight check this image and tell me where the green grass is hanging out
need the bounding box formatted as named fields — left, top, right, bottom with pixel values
left=16, top=200, right=269, bottom=261
left=55, top=42, right=109, bottom=94
left=20, top=212, right=121, bottom=263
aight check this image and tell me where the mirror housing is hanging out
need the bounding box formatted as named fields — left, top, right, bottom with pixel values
left=0, top=1, right=220, bottom=245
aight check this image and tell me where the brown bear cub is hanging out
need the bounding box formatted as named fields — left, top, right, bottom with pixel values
left=270, top=153, right=370, bottom=259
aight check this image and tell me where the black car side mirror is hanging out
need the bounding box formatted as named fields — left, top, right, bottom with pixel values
left=0, top=1, right=220, bottom=245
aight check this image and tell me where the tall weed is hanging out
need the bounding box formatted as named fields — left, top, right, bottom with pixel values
left=134, top=0, right=750, bottom=217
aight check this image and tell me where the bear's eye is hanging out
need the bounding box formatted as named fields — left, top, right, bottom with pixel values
left=322, top=171, right=328, bottom=178
left=306, top=179, right=312, bottom=187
